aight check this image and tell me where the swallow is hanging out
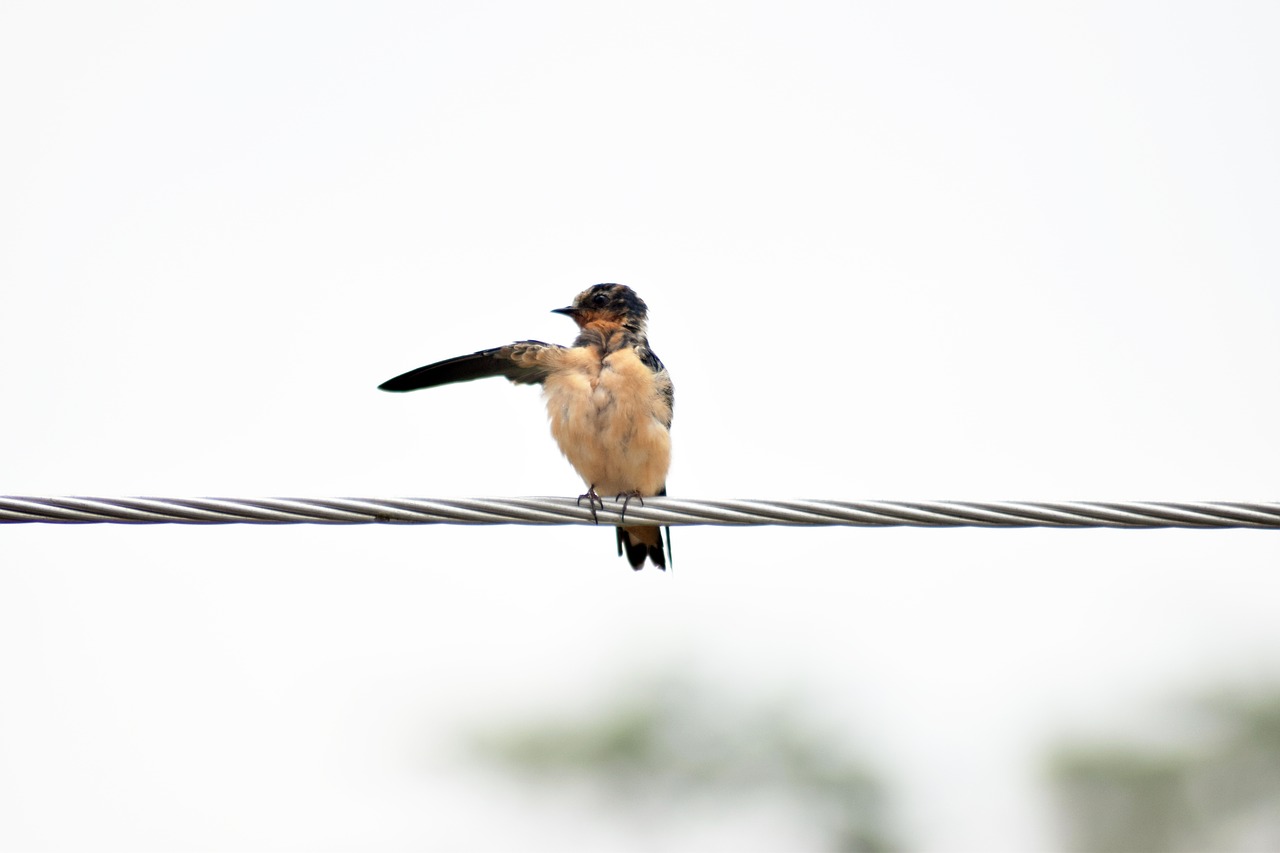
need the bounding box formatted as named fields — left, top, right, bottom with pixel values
left=378, top=283, right=673, bottom=570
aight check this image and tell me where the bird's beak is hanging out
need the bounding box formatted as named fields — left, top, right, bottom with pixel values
left=551, top=306, right=579, bottom=318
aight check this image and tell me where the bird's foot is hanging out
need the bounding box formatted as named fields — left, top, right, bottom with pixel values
left=615, top=490, right=645, bottom=522
left=577, top=485, right=604, bottom=524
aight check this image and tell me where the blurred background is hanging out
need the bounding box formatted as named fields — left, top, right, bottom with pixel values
left=2, top=2, right=1279, bottom=850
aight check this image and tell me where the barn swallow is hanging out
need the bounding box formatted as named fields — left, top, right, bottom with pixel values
left=378, top=283, right=673, bottom=570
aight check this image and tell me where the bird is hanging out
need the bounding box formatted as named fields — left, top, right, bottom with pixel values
left=378, top=283, right=673, bottom=570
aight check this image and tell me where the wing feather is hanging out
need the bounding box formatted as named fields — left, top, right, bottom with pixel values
left=378, top=340, right=560, bottom=392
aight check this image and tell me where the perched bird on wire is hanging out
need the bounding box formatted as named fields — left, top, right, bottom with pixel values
left=378, top=283, right=673, bottom=570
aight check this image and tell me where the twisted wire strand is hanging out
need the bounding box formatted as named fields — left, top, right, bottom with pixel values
left=1, top=496, right=1278, bottom=528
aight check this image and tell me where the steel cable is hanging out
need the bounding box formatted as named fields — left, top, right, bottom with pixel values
left=1, top=496, right=1278, bottom=528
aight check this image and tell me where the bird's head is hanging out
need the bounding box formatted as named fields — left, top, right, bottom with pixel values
left=553, top=283, right=649, bottom=333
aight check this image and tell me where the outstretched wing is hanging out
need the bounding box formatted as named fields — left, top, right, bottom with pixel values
left=378, top=340, right=563, bottom=392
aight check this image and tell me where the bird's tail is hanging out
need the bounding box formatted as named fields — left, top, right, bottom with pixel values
left=617, top=525, right=668, bottom=571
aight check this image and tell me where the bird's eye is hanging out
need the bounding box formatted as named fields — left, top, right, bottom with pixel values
left=592, top=292, right=609, bottom=307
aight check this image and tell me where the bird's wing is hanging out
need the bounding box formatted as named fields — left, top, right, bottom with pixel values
left=638, top=344, right=674, bottom=429
left=378, top=340, right=564, bottom=392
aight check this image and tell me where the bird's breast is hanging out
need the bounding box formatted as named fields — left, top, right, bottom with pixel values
left=542, top=347, right=670, bottom=495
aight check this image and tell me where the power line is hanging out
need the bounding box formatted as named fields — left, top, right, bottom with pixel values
left=1, top=496, right=1278, bottom=528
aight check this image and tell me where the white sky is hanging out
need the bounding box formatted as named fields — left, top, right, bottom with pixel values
left=2, top=2, right=1279, bottom=850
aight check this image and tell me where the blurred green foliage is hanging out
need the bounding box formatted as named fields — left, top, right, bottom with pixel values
left=1050, top=687, right=1280, bottom=852
left=472, top=673, right=898, bottom=852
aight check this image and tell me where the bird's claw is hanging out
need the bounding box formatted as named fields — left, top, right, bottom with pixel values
left=577, top=486, right=605, bottom=524
left=615, top=490, right=644, bottom=522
